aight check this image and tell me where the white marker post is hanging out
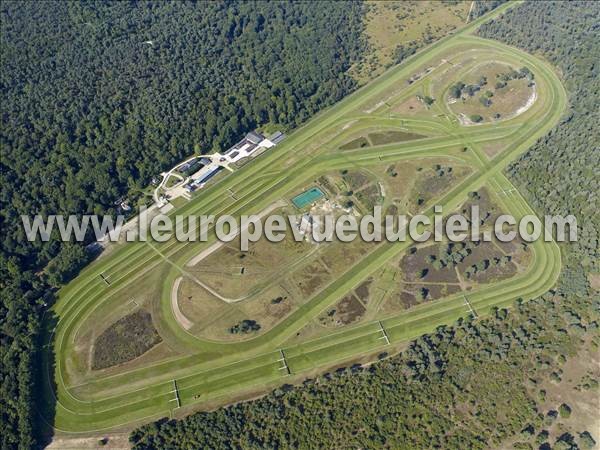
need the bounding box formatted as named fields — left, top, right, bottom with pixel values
left=378, top=321, right=390, bottom=345
left=497, top=188, right=516, bottom=196
left=169, top=380, right=181, bottom=409
left=463, top=295, right=478, bottom=318
left=277, top=349, right=291, bottom=376
left=100, top=273, right=110, bottom=286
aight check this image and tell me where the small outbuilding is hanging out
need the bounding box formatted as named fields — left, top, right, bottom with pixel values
left=269, top=131, right=286, bottom=144
left=245, top=131, right=264, bottom=145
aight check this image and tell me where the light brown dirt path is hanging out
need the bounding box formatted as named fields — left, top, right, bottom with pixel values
left=171, top=277, right=193, bottom=330
left=185, top=199, right=287, bottom=267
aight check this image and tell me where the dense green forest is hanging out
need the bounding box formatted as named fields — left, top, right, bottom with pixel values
left=479, top=1, right=599, bottom=275
left=129, top=2, right=600, bottom=448
left=2, top=1, right=598, bottom=448
left=471, top=0, right=508, bottom=20
left=0, top=2, right=366, bottom=448
left=130, top=294, right=599, bottom=449
left=1, top=1, right=365, bottom=269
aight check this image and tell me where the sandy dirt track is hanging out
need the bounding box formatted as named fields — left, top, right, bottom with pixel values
left=171, top=276, right=193, bottom=330
left=185, top=199, right=287, bottom=267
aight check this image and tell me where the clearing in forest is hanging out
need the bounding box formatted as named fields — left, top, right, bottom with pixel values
left=42, top=5, right=567, bottom=435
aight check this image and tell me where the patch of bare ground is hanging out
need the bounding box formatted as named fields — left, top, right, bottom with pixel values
left=392, top=96, right=426, bottom=115
left=397, top=290, right=418, bottom=309
left=339, top=136, right=370, bottom=151
left=320, top=294, right=366, bottom=327
left=46, top=433, right=131, bottom=450
left=447, top=62, right=536, bottom=124
left=296, top=269, right=328, bottom=298
left=354, top=279, right=373, bottom=304
left=400, top=244, right=460, bottom=283
left=536, top=340, right=600, bottom=443
left=350, top=0, right=470, bottom=84
left=368, top=130, right=425, bottom=145
left=399, top=227, right=529, bottom=296
left=265, top=296, right=292, bottom=320
left=482, top=141, right=509, bottom=159
left=454, top=242, right=518, bottom=283
left=354, top=183, right=382, bottom=211
left=497, top=337, right=600, bottom=449
left=458, top=187, right=502, bottom=226
left=381, top=282, right=462, bottom=313
left=408, top=283, right=461, bottom=302
left=342, top=170, right=371, bottom=190
left=376, top=288, right=406, bottom=316
left=409, top=164, right=472, bottom=211
left=92, top=310, right=162, bottom=370
left=588, top=273, right=600, bottom=291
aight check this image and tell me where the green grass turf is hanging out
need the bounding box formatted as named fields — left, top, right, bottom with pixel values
left=40, top=2, right=569, bottom=434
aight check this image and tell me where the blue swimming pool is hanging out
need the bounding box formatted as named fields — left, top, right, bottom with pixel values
left=291, top=187, right=325, bottom=208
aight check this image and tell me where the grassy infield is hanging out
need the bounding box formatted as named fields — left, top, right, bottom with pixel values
left=41, top=2, right=568, bottom=434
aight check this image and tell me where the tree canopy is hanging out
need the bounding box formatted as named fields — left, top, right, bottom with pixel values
left=0, top=2, right=365, bottom=447
left=129, top=2, right=600, bottom=447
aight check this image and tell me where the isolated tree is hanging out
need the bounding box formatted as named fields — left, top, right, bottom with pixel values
left=449, top=82, right=464, bottom=98
left=558, top=403, right=572, bottom=418
left=579, top=431, right=597, bottom=450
